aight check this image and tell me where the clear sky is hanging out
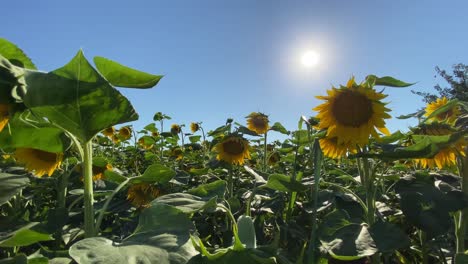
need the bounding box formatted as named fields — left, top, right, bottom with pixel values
left=4, top=0, right=468, bottom=139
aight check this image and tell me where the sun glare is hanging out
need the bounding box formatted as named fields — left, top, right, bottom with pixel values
left=301, top=50, right=320, bottom=68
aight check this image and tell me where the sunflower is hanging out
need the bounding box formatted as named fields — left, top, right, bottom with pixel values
left=213, top=135, right=251, bottom=165
left=127, top=183, right=161, bottom=208
left=424, top=97, right=460, bottom=124
left=314, top=77, right=391, bottom=146
left=102, top=126, right=115, bottom=137
left=319, top=137, right=358, bottom=159
left=170, top=147, right=183, bottom=160
left=171, top=124, right=181, bottom=135
left=0, top=104, right=10, bottom=133
left=151, top=131, right=160, bottom=137
left=190, top=122, right=200, bottom=133
left=246, top=112, right=269, bottom=134
left=14, top=148, right=63, bottom=177
left=138, top=137, right=153, bottom=150
left=412, top=123, right=466, bottom=169
left=118, top=126, right=132, bottom=141
left=92, top=164, right=113, bottom=181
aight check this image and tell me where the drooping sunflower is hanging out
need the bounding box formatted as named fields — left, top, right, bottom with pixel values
left=171, top=124, right=181, bottom=135
left=314, top=77, right=391, bottom=146
left=0, top=104, right=10, bottom=133
left=213, top=135, right=251, bottom=165
left=170, top=147, right=183, bottom=160
left=151, top=131, right=159, bottom=137
left=246, top=112, right=269, bottom=134
left=412, top=123, right=466, bottom=169
left=92, top=163, right=113, bottom=181
left=190, top=122, right=200, bottom=133
left=138, top=137, right=153, bottom=150
left=424, top=97, right=460, bottom=124
left=102, top=126, right=115, bottom=137
left=127, top=183, right=161, bottom=208
left=319, top=136, right=358, bottom=159
left=14, top=148, right=63, bottom=177
left=118, top=126, right=132, bottom=141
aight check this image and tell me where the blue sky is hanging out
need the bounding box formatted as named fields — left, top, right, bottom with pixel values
left=4, top=0, right=468, bottom=139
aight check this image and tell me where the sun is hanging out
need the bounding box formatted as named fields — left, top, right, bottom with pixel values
left=301, top=50, right=320, bottom=67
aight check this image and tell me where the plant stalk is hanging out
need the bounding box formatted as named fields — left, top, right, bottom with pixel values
left=82, top=140, right=95, bottom=237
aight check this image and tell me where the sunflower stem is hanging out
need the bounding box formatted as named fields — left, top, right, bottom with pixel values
left=420, top=230, right=429, bottom=264
left=82, top=140, right=95, bottom=237
left=456, top=147, right=468, bottom=254
left=228, top=166, right=234, bottom=199
left=95, top=178, right=130, bottom=234
left=263, top=132, right=268, bottom=173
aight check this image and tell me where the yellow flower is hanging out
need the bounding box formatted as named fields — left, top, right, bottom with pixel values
left=14, top=148, right=63, bottom=177
left=268, top=152, right=281, bottom=165
left=190, top=122, right=200, bottom=133
left=170, top=147, right=183, bottom=160
left=127, top=183, right=161, bottom=208
left=213, top=135, right=251, bottom=165
left=246, top=112, right=269, bottom=134
left=102, top=126, right=115, bottom=137
left=424, top=97, right=459, bottom=124
left=319, top=137, right=358, bottom=159
left=413, top=123, right=466, bottom=169
left=118, top=126, right=132, bottom=140
left=0, top=104, right=10, bottom=133
left=138, top=137, right=153, bottom=150
left=314, top=77, right=391, bottom=146
left=92, top=164, right=113, bottom=181
left=171, top=124, right=181, bottom=134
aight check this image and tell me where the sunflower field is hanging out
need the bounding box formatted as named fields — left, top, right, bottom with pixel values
left=1, top=38, right=468, bottom=264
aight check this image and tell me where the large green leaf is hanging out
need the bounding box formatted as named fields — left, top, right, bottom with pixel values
left=70, top=204, right=197, bottom=264
left=23, top=50, right=138, bottom=142
left=263, top=173, right=308, bottom=193
left=152, top=193, right=217, bottom=214
left=367, top=221, right=410, bottom=253
left=130, top=164, right=176, bottom=184
left=321, top=224, right=377, bottom=260
left=0, top=113, right=69, bottom=152
left=0, top=38, right=36, bottom=69
left=94, top=56, right=162, bottom=89
left=188, top=180, right=226, bottom=198
left=269, top=122, right=289, bottom=135
left=0, top=172, right=30, bottom=206
left=0, top=222, right=53, bottom=247
left=237, top=215, right=256, bottom=249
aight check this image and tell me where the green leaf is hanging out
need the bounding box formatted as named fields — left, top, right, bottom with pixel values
left=237, top=215, right=256, bottom=249
left=0, top=38, right=36, bottom=69
left=366, top=75, right=414, bottom=87
left=70, top=204, right=197, bottom=264
left=321, top=224, right=377, bottom=260
left=367, top=221, right=410, bottom=253
left=237, top=125, right=261, bottom=137
left=152, top=193, right=217, bottom=214
left=263, top=174, right=308, bottom=192
left=23, top=50, right=138, bottom=142
left=377, top=130, right=405, bottom=144
left=269, top=122, right=289, bottom=135
left=189, top=135, right=201, bottom=143
left=94, top=56, right=162, bottom=89
left=130, top=164, right=175, bottom=184
left=425, top=98, right=459, bottom=121
left=0, top=254, right=27, bottom=264
left=0, top=223, right=53, bottom=247
left=455, top=253, right=468, bottom=264
left=0, top=172, right=30, bottom=206
left=0, top=114, right=69, bottom=153
left=188, top=180, right=226, bottom=198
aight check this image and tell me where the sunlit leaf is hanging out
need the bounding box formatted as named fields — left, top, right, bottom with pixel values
left=0, top=38, right=36, bottom=70
left=94, top=56, right=162, bottom=89
left=0, top=173, right=30, bottom=206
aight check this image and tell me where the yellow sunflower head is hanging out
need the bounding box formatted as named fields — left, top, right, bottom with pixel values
left=213, top=135, right=251, bottom=165
left=118, top=126, right=132, bottom=140
left=170, top=147, right=183, bottom=160
left=0, top=104, right=10, bottom=133
left=138, top=137, right=153, bottom=150
left=319, top=136, right=358, bottom=159
left=413, top=123, right=466, bottom=169
left=14, top=148, right=63, bottom=177
left=102, top=126, right=115, bottom=137
left=424, top=97, right=460, bottom=124
left=246, top=112, right=270, bottom=134
left=151, top=131, right=160, bottom=137
left=127, top=183, right=161, bottom=208
left=190, top=122, right=200, bottom=133
left=313, top=77, right=391, bottom=146
left=92, top=163, right=112, bottom=181
left=268, top=151, right=281, bottom=165
left=171, top=124, right=181, bottom=135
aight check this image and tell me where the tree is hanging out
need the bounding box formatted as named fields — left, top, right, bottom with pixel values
left=412, top=63, right=468, bottom=103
